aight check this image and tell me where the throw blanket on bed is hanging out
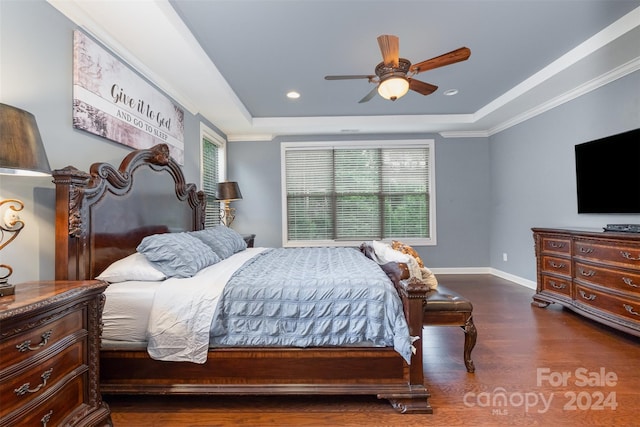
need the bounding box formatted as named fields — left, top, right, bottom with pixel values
left=146, top=248, right=266, bottom=363
left=209, top=247, right=413, bottom=364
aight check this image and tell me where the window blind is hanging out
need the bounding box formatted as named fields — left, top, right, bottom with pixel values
left=284, top=144, right=431, bottom=244
left=202, top=137, right=220, bottom=228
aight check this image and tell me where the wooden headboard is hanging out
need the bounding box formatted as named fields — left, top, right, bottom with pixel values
left=54, top=144, right=205, bottom=281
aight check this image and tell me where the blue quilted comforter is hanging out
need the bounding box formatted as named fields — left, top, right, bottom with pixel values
left=209, top=247, right=413, bottom=363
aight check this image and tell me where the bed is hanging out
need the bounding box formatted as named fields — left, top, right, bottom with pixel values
left=53, top=143, right=433, bottom=413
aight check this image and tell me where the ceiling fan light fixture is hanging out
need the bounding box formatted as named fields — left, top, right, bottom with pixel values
left=377, top=76, right=409, bottom=101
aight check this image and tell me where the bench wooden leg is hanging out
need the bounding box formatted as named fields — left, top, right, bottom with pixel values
left=461, top=315, right=477, bottom=373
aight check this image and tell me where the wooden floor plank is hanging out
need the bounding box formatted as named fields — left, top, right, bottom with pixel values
left=106, top=274, right=639, bottom=426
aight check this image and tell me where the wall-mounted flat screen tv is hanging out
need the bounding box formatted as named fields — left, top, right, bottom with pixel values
left=575, top=128, right=640, bottom=214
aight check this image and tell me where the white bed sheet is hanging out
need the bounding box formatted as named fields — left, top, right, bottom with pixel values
left=102, top=280, right=161, bottom=347
left=146, top=248, right=266, bottom=363
left=101, top=248, right=266, bottom=356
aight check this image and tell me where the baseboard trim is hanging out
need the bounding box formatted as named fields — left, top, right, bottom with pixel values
left=490, top=268, right=537, bottom=289
left=430, top=267, right=492, bottom=275
left=430, top=267, right=536, bottom=290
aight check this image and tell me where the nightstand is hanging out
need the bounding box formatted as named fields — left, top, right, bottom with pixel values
left=243, top=233, right=256, bottom=248
left=0, top=280, right=112, bottom=426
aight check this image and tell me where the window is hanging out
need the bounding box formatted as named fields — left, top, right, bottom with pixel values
left=282, top=140, right=435, bottom=246
left=200, top=123, right=226, bottom=228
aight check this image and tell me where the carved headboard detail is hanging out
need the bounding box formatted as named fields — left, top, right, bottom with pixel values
left=54, top=144, right=206, bottom=280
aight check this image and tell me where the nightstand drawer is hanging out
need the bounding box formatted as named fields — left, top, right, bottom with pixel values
left=1, top=374, right=85, bottom=427
left=0, top=340, right=86, bottom=418
left=243, top=233, right=256, bottom=248
left=0, top=280, right=110, bottom=426
left=0, top=308, right=84, bottom=368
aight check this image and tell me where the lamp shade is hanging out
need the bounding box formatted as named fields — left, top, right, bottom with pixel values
left=377, top=76, right=410, bottom=101
left=0, top=103, right=51, bottom=176
left=215, top=181, right=243, bottom=201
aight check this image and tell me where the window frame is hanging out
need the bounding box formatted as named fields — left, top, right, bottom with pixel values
left=200, top=122, right=226, bottom=228
left=280, top=139, right=436, bottom=247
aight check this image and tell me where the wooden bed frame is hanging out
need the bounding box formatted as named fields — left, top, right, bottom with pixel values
left=53, top=144, right=433, bottom=414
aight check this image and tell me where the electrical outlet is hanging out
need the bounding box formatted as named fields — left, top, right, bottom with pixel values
left=503, top=252, right=508, bottom=262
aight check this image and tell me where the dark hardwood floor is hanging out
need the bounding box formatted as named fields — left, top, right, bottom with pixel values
left=106, top=274, right=639, bottom=426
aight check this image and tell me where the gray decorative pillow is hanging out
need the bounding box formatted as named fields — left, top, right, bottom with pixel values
left=190, top=226, right=247, bottom=260
left=137, top=232, right=221, bottom=278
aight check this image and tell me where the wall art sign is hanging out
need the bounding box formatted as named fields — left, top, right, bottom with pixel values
left=72, top=30, right=185, bottom=163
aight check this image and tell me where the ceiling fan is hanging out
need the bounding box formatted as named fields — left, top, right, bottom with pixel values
left=325, top=35, right=471, bottom=103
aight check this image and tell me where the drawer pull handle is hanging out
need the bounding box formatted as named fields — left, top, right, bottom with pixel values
left=579, top=269, right=596, bottom=277
left=624, top=304, right=639, bottom=316
left=41, top=410, right=53, bottom=427
left=622, top=277, right=639, bottom=288
left=16, top=330, right=53, bottom=352
left=620, top=251, right=640, bottom=261
left=550, top=242, right=565, bottom=248
left=14, top=368, right=53, bottom=396
left=579, top=247, right=594, bottom=254
left=548, top=261, right=565, bottom=269
left=550, top=281, right=566, bottom=289
left=578, top=290, right=596, bottom=301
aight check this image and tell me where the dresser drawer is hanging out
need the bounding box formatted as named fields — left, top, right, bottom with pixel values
left=540, top=255, right=571, bottom=276
left=575, top=262, right=640, bottom=297
left=541, top=275, right=571, bottom=297
left=0, top=374, right=85, bottom=427
left=575, top=285, right=640, bottom=324
left=574, top=240, right=640, bottom=271
left=0, top=340, right=86, bottom=418
left=0, top=308, right=84, bottom=369
left=540, top=236, right=571, bottom=255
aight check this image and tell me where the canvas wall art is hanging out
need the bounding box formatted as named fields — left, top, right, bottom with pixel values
left=72, top=30, right=185, bottom=163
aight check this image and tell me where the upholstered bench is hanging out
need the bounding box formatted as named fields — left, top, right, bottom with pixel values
left=423, top=285, right=477, bottom=373
left=357, top=242, right=476, bottom=372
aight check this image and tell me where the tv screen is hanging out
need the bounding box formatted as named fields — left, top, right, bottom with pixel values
left=575, top=128, right=640, bottom=214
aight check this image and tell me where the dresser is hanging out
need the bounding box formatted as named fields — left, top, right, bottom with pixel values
left=0, top=281, right=111, bottom=426
left=532, top=228, right=640, bottom=336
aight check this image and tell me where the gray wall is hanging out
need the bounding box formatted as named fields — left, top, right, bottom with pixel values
left=228, top=133, right=492, bottom=269
left=0, top=0, right=217, bottom=283
left=489, top=71, right=640, bottom=282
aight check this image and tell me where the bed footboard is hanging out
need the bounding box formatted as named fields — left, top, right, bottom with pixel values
left=101, top=346, right=432, bottom=414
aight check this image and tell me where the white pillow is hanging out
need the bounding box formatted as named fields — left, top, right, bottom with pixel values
left=372, top=240, right=410, bottom=264
left=96, top=252, right=166, bottom=283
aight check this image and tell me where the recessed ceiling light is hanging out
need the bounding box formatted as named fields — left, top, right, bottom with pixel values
left=443, top=89, right=459, bottom=96
left=286, top=91, right=300, bottom=99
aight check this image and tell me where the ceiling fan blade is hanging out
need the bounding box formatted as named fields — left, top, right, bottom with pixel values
left=377, top=34, right=399, bottom=67
left=409, top=78, right=438, bottom=96
left=410, top=47, right=471, bottom=74
left=325, top=75, right=374, bottom=80
left=358, top=86, right=378, bottom=103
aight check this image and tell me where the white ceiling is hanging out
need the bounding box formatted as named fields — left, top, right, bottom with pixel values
left=48, top=0, right=640, bottom=141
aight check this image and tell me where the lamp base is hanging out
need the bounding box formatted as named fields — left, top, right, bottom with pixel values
left=0, top=283, right=15, bottom=297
